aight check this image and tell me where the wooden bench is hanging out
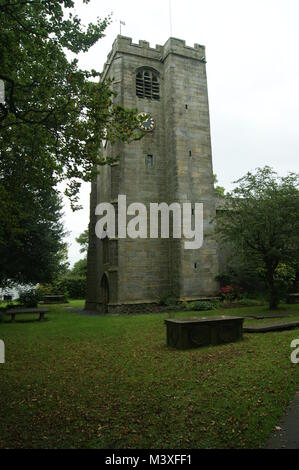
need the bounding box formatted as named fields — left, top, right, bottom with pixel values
left=6, top=308, right=49, bottom=322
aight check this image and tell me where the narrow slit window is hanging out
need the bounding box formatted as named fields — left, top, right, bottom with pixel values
left=146, top=155, right=154, bottom=167
left=103, top=237, right=109, bottom=264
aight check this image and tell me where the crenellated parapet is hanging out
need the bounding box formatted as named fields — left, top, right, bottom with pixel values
left=102, top=36, right=207, bottom=79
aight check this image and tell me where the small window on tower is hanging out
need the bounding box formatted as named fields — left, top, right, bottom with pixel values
left=103, top=237, right=109, bottom=264
left=136, top=69, right=160, bottom=100
left=146, top=155, right=154, bottom=167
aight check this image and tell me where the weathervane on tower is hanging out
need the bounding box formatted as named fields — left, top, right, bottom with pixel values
left=119, top=20, right=126, bottom=35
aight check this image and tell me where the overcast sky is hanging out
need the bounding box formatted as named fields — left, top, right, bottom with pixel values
left=65, top=0, right=299, bottom=266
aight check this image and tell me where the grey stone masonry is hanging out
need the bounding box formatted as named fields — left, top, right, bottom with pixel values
left=85, top=36, right=219, bottom=313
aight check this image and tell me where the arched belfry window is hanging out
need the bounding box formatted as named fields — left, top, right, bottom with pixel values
left=136, top=69, right=160, bottom=100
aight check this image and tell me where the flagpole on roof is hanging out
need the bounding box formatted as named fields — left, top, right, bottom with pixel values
left=169, top=0, right=173, bottom=37
left=120, top=20, right=126, bottom=35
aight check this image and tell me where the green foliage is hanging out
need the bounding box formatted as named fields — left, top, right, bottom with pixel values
left=0, top=0, right=142, bottom=208
left=0, top=304, right=7, bottom=322
left=71, top=258, right=88, bottom=277
left=0, top=0, right=142, bottom=284
left=189, top=301, right=216, bottom=311
left=53, top=275, right=86, bottom=300
left=0, top=181, right=68, bottom=285
left=35, top=283, right=55, bottom=298
left=274, top=263, right=296, bottom=289
left=237, top=297, right=263, bottom=307
left=17, top=288, right=40, bottom=308
left=214, top=174, right=226, bottom=198
left=37, top=275, right=86, bottom=300
left=36, top=258, right=87, bottom=300
left=217, top=167, right=299, bottom=309
left=159, top=296, right=177, bottom=307
left=258, top=263, right=297, bottom=302
left=76, top=229, right=89, bottom=254
left=219, top=285, right=244, bottom=303
left=181, top=301, right=190, bottom=310
left=216, top=260, right=265, bottom=295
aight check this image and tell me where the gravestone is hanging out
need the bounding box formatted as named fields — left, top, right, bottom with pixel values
left=43, top=295, right=67, bottom=304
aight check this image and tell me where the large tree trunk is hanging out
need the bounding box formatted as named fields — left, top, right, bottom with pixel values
left=267, top=266, right=279, bottom=310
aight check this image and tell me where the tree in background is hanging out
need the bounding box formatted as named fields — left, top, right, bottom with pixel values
left=0, top=1, right=141, bottom=208
left=36, top=228, right=89, bottom=299
left=214, top=174, right=226, bottom=198
left=71, top=258, right=87, bottom=278
left=71, top=229, right=89, bottom=277
left=76, top=229, right=89, bottom=255
left=0, top=129, right=69, bottom=284
left=0, top=0, right=142, bottom=284
left=217, top=167, right=299, bottom=309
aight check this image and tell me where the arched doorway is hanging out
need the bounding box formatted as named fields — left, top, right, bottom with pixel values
left=101, top=274, right=109, bottom=313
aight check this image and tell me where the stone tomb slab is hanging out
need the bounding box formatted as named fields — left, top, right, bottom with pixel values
left=165, top=316, right=244, bottom=350
left=244, top=321, right=299, bottom=333
left=248, top=314, right=289, bottom=320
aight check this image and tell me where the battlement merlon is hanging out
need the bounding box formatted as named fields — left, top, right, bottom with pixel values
left=101, top=36, right=206, bottom=80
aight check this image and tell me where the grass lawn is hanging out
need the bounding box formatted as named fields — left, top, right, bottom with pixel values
left=1, top=301, right=299, bottom=449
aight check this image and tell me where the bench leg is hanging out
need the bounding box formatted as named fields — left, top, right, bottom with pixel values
left=39, top=313, right=45, bottom=322
left=11, top=313, right=16, bottom=323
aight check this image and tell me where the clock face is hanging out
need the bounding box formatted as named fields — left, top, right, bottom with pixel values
left=138, top=112, right=155, bottom=132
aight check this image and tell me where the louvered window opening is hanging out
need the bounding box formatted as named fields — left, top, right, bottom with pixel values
left=136, top=71, right=160, bottom=100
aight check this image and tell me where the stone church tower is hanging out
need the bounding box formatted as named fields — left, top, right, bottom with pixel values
left=85, top=36, right=219, bottom=313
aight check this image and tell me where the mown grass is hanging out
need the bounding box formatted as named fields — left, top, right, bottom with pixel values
left=0, top=301, right=299, bottom=449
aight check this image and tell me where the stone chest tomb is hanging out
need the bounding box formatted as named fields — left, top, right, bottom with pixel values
left=165, top=316, right=244, bottom=350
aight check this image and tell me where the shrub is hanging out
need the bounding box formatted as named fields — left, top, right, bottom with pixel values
left=181, top=301, right=190, bottom=310
left=220, top=284, right=243, bottom=302
left=0, top=305, right=6, bottom=322
left=273, top=263, right=296, bottom=299
left=35, top=283, right=55, bottom=298
left=216, top=263, right=266, bottom=296
left=190, top=301, right=215, bottom=311
left=159, top=296, right=177, bottom=307
left=53, top=275, right=86, bottom=300
left=238, top=298, right=263, bottom=307
left=35, top=276, right=86, bottom=300
left=18, top=289, right=40, bottom=308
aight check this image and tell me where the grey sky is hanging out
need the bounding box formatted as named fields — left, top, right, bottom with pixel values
left=65, top=0, right=299, bottom=266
